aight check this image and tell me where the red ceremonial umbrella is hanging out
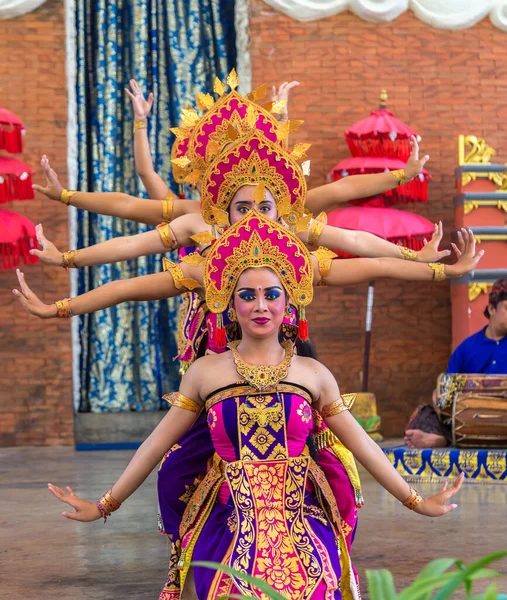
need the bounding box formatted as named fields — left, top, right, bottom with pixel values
left=344, top=90, right=418, bottom=162
left=330, top=156, right=430, bottom=206
left=327, top=206, right=435, bottom=391
left=0, top=108, right=25, bottom=154
left=0, top=208, right=39, bottom=270
left=0, top=156, right=34, bottom=203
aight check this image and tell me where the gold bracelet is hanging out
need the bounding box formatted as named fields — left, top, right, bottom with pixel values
left=390, top=169, right=408, bottom=186
left=60, top=189, right=77, bottom=205
left=98, top=488, right=122, bottom=513
left=162, top=194, right=175, bottom=223
left=156, top=222, right=177, bottom=250
left=403, top=486, right=423, bottom=510
left=311, top=246, right=336, bottom=287
left=133, top=119, right=147, bottom=134
left=321, top=398, right=348, bottom=418
left=61, top=250, right=79, bottom=268
left=308, top=219, right=326, bottom=248
left=55, top=298, right=73, bottom=318
left=162, top=257, right=201, bottom=291
left=429, top=262, right=446, bottom=281
left=399, top=246, right=417, bottom=261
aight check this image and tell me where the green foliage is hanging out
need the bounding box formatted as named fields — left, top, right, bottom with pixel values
left=193, top=551, right=506, bottom=600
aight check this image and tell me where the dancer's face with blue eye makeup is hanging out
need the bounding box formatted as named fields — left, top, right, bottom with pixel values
left=229, top=185, right=278, bottom=224
left=233, top=268, right=287, bottom=339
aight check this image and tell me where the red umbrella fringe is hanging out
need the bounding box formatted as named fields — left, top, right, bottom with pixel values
left=333, top=175, right=428, bottom=206
left=335, top=235, right=428, bottom=259
left=0, top=173, right=34, bottom=203
left=345, top=137, right=412, bottom=162
left=0, top=124, right=23, bottom=154
left=0, top=235, right=39, bottom=270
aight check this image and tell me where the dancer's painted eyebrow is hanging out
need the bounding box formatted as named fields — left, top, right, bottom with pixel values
left=237, top=286, right=283, bottom=292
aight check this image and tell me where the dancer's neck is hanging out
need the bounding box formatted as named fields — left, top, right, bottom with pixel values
left=236, top=334, right=285, bottom=366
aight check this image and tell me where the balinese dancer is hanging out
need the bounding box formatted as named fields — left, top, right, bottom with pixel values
left=14, top=132, right=482, bottom=564
left=46, top=211, right=464, bottom=600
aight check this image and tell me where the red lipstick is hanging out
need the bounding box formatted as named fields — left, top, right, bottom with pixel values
left=252, top=317, right=270, bottom=324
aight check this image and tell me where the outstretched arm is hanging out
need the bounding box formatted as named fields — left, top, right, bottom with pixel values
left=47, top=363, right=204, bottom=522
left=314, top=229, right=483, bottom=287
left=306, top=136, right=428, bottom=215
left=126, top=79, right=171, bottom=199
left=33, top=156, right=200, bottom=227
left=313, top=363, right=464, bottom=517
left=11, top=263, right=201, bottom=318
left=30, top=213, right=204, bottom=268
left=304, top=220, right=451, bottom=263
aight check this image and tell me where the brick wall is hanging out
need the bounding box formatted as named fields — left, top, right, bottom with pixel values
left=250, top=1, right=503, bottom=435
left=0, top=0, right=73, bottom=445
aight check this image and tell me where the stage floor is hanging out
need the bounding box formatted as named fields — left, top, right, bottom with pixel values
left=2, top=446, right=506, bottom=599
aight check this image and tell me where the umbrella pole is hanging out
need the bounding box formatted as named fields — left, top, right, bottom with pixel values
left=362, top=280, right=375, bottom=393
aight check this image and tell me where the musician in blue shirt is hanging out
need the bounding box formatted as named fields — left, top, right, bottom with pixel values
left=405, top=279, right=507, bottom=448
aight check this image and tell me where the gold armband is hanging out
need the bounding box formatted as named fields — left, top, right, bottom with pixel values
left=170, top=392, right=202, bottom=414
left=308, top=217, right=326, bottom=248
left=429, top=262, right=446, bottom=281
left=156, top=222, right=177, bottom=250
left=133, top=119, right=147, bottom=133
left=162, top=194, right=175, bottom=223
left=162, top=257, right=201, bottom=291
left=399, top=246, right=417, bottom=261
left=55, top=298, right=73, bottom=318
left=311, top=246, right=336, bottom=286
left=390, top=168, right=409, bottom=186
left=61, top=250, right=79, bottom=268
left=403, top=486, right=423, bottom=510
left=60, top=189, right=77, bottom=206
left=321, top=398, right=348, bottom=418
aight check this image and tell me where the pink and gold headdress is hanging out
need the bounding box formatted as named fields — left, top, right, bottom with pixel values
left=170, top=70, right=303, bottom=185
left=204, top=211, right=314, bottom=346
left=200, top=130, right=309, bottom=230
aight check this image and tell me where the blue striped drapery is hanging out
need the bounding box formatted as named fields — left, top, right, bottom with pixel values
left=74, top=0, right=236, bottom=411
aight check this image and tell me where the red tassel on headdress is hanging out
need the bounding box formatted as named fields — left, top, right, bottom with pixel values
left=298, top=306, right=309, bottom=341
left=215, top=312, right=227, bottom=349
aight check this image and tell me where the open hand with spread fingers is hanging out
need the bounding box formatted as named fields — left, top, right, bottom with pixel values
left=416, top=221, right=452, bottom=263
left=446, top=228, right=484, bottom=278
left=12, top=269, right=56, bottom=318
left=125, top=79, right=154, bottom=120
left=404, top=135, right=430, bottom=181
left=48, top=483, right=102, bottom=522
left=32, top=155, right=64, bottom=201
left=269, top=80, right=300, bottom=121
left=28, top=224, right=63, bottom=266
left=414, top=472, right=464, bottom=517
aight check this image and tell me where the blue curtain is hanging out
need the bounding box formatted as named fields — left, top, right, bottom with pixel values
left=74, top=1, right=237, bottom=412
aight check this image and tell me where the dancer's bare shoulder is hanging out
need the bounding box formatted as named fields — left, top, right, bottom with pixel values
left=287, top=355, right=337, bottom=402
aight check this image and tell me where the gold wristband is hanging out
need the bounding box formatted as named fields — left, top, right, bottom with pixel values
left=390, top=169, right=408, bottom=186
left=399, top=246, right=417, bottom=261
left=98, top=489, right=122, bottom=513
left=321, top=398, right=348, bottom=418
left=62, top=250, right=79, bottom=268
left=403, top=486, right=423, bottom=510
left=133, top=119, right=147, bottom=134
left=60, top=189, right=77, bottom=205
left=156, top=222, right=177, bottom=250
left=311, top=246, right=336, bottom=287
left=429, top=262, right=446, bottom=281
left=162, top=194, right=175, bottom=223
left=55, top=298, right=73, bottom=318
left=308, top=220, right=326, bottom=248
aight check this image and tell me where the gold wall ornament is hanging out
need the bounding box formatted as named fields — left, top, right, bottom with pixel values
left=463, top=199, right=507, bottom=214
left=474, top=234, right=507, bottom=243
left=458, top=134, right=506, bottom=187
left=468, top=282, right=491, bottom=302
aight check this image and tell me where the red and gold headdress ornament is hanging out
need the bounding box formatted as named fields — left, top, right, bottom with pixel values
left=170, top=69, right=304, bottom=185
left=200, top=131, right=310, bottom=231
left=204, top=211, right=314, bottom=347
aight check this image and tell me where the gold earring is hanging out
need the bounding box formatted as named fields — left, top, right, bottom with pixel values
left=284, top=306, right=292, bottom=319
left=227, top=307, right=237, bottom=322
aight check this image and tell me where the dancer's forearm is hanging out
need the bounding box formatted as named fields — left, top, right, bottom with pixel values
left=111, top=407, right=199, bottom=502
left=70, top=230, right=170, bottom=267
left=317, top=226, right=408, bottom=259
left=134, top=126, right=171, bottom=199
left=306, top=172, right=401, bottom=214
